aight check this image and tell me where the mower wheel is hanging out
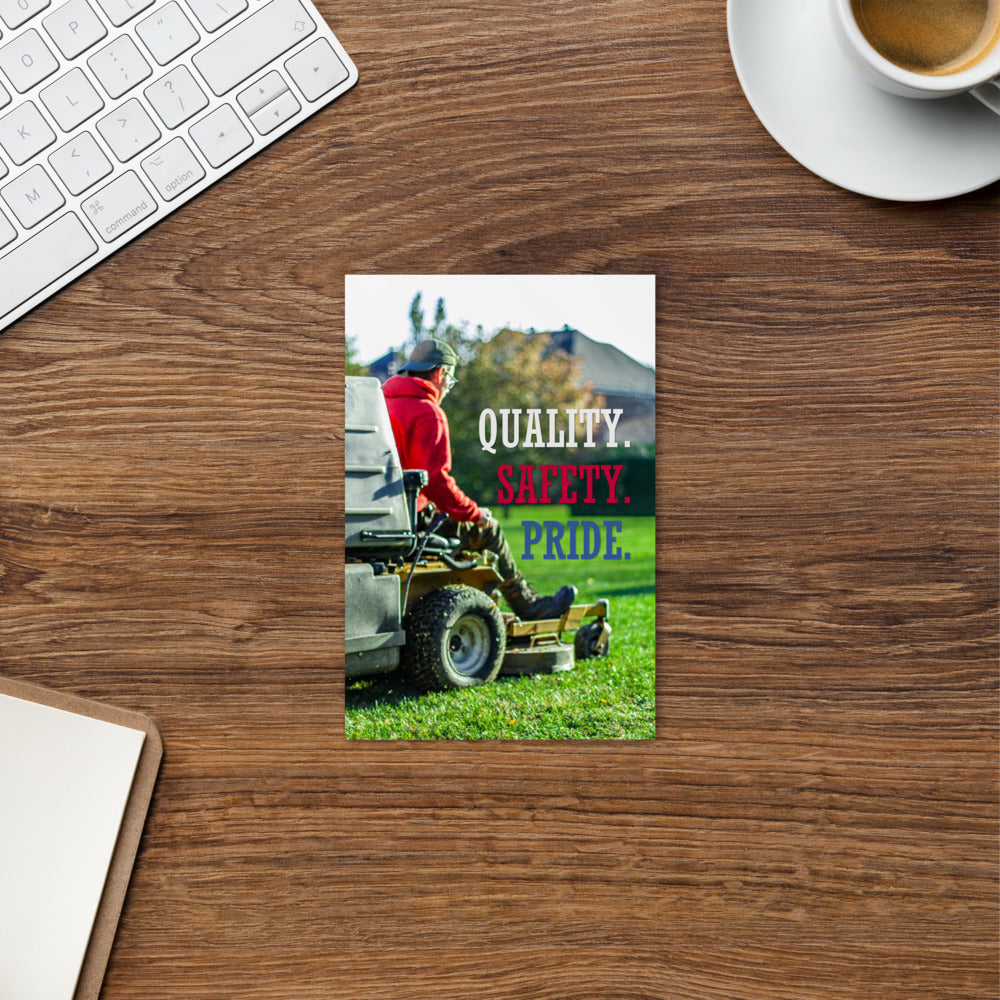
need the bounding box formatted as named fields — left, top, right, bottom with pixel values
left=574, top=621, right=610, bottom=660
left=403, top=585, right=506, bottom=690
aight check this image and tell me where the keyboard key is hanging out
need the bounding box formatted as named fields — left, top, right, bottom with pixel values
left=249, top=88, right=298, bottom=134
left=0, top=29, right=59, bottom=93
left=0, top=0, right=50, bottom=30
left=0, top=212, right=98, bottom=316
left=0, top=208, right=15, bottom=247
left=0, top=100, right=55, bottom=164
left=97, top=97, right=160, bottom=161
left=237, top=69, right=286, bottom=116
left=184, top=0, right=245, bottom=32
left=141, top=135, right=203, bottom=199
left=48, top=130, right=112, bottom=193
left=88, top=35, right=152, bottom=98
left=43, top=0, right=108, bottom=59
left=192, top=0, right=315, bottom=96
left=188, top=102, right=250, bottom=166
left=0, top=0, right=357, bottom=333
left=136, top=1, right=198, bottom=64
left=144, top=64, right=206, bottom=127
left=40, top=67, right=104, bottom=131
left=93, top=0, right=153, bottom=26
left=81, top=170, right=156, bottom=241
left=2, top=162, right=63, bottom=226
left=285, top=38, right=347, bottom=102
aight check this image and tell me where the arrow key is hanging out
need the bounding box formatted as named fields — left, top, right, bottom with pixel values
left=249, top=88, right=299, bottom=135
left=285, top=38, right=349, bottom=102
left=48, top=131, right=113, bottom=195
left=237, top=70, right=288, bottom=117
left=188, top=103, right=252, bottom=168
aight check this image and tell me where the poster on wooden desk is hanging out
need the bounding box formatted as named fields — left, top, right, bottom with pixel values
left=344, top=274, right=656, bottom=740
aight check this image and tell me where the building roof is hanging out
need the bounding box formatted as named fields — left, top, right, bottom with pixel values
left=542, top=326, right=654, bottom=399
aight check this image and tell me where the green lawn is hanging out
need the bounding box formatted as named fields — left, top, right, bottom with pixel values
left=345, top=510, right=656, bottom=741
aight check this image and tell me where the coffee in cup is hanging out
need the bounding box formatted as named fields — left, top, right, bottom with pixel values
left=833, top=0, right=1000, bottom=108
left=849, top=0, right=1000, bottom=76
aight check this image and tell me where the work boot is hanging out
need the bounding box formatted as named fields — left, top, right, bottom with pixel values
left=499, top=574, right=577, bottom=621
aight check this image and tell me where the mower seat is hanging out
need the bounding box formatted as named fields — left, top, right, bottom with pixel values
left=345, top=377, right=413, bottom=557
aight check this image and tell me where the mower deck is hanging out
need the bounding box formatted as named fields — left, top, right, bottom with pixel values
left=500, top=599, right=610, bottom=676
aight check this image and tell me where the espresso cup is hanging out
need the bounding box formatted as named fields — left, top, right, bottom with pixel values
left=832, top=0, right=1000, bottom=113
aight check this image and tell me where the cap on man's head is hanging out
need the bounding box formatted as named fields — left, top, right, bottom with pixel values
left=399, top=338, right=459, bottom=373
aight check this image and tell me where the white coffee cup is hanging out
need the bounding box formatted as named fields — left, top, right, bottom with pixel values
left=832, top=0, right=1000, bottom=113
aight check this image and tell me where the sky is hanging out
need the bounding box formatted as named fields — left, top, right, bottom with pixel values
left=345, top=275, right=656, bottom=369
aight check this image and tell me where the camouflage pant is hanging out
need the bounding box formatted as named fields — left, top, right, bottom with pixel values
left=416, top=508, right=518, bottom=582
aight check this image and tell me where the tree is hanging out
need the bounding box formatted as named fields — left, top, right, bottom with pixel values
left=405, top=293, right=476, bottom=362
left=431, top=296, right=446, bottom=334
left=408, top=292, right=424, bottom=342
left=399, top=296, right=602, bottom=507
left=345, top=335, right=368, bottom=376
left=444, top=327, right=602, bottom=508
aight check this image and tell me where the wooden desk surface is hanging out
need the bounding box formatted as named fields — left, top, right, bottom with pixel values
left=1, top=2, right=997, bottom=997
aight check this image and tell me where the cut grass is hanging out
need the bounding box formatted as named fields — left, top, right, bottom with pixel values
left=345, top=513, right=655, bottom=741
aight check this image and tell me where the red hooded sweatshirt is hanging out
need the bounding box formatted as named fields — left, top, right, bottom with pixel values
left=381, top=374, right=481, bottom=523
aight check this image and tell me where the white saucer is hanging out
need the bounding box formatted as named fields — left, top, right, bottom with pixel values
left=728, top=0, right=1000, bottom=200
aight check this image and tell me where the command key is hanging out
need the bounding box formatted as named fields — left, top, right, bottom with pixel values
left=83, top=171, right=157, bottom=242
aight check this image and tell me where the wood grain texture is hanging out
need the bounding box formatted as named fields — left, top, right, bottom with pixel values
left=0, top=1, right=996, bottom=997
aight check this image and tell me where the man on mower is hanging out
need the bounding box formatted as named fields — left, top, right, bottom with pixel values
left=382, top=339, right=577, bottom=622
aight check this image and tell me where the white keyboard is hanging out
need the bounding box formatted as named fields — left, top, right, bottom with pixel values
left=0, top=0, right=356, bottom=332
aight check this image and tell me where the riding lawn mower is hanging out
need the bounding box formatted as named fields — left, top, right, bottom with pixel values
left=345, top=376, right=610, bottom=692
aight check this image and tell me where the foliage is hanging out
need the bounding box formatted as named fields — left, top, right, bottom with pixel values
left=403, top=294, right=603, bottom=503
left=452, top=328, right=602, bottom=504
left=421, top=326, right=603, bottom=511
left=408, top=292, right=471, bottom=346
left=408, top=292, right=424, bottom=342
left=345, top=335, right=368, bottom=376
left=406, top=292, right=482, bottom=360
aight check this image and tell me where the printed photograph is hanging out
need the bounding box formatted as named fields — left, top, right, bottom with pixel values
left=344, top=275, right=656, bottom=740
